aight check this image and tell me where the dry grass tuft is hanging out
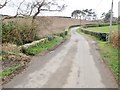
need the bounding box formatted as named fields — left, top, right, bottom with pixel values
left=2, top=43, right=30, bottom=69
left=2, top=43, right=21, bottom=54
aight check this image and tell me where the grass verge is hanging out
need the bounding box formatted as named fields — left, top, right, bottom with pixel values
left=77, top=28, right=119, bottom=82
left=0, top=64, right=22, bottom=79
left=98, top=41, right=119, bottom=78
left=24, top=36, right=68, bottom=56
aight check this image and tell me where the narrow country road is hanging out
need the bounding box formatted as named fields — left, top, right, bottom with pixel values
left=3, top=27, right=118, bottom=88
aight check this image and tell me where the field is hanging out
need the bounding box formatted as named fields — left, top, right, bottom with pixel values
left=86, top=25, right=118, bottom=33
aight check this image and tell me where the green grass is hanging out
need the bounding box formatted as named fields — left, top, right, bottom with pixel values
left=77, top=29, right=119, bottom=80
left=98, top=41, right=119, bottom=78
left=0, top=64, right=22, bottom=79
left=0, top=56, right=2, bottom=61
left=86, top=25, right=118, bottom=33
left=24, top=36, right=64, bottom=55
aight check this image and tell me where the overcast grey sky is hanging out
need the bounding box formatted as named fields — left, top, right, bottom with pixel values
left=0, top=0, right=119, bottom=18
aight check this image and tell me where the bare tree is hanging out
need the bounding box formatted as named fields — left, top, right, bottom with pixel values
left=2, top=0, right=66, bottom=20
left=0, top=0, right=10, bottom=9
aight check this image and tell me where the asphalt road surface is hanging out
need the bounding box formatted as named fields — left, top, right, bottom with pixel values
left=3, top=27, right=118, bottom=88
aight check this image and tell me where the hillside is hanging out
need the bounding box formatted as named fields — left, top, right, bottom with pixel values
left=36, top=16, right=95, bottom=36
left=4, top=16, right=95, bottom=37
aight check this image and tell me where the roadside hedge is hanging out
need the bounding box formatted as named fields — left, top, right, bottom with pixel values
left=69, top=25, right=80, bottom=29
left=83, top=23, right=118, bottom=28
left=80, top=28, right=109, bottom=41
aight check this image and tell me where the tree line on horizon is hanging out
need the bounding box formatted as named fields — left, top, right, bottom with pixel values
left=71, top=9, right=97, bottom=20
left=71, top=9, right=118, bottom=24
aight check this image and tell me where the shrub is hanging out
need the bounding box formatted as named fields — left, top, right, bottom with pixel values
left=47, top=35, right=54, bottom=41
left=111, top=30, right=120, bottom=51
left=65, top=31, right=68, bottom=35
left=60, top=32, right=65, bottom=38
left=2, top=19, right=39, bottom=45
left=2, top=22, right=16, bottom=43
